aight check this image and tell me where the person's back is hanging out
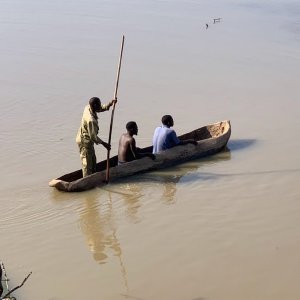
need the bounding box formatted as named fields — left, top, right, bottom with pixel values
left=152, top=125, right=180, bottom=153
left=118, top=121, right=155, bottom=164
left=118, top=132, right=136, bottom=163
left=152, top=115, right=197, bottom=154
left=76, top=105, right=98, bottom=146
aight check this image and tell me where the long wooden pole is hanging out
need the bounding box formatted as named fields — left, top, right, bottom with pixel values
left=105, top=35, right=125, bottom=183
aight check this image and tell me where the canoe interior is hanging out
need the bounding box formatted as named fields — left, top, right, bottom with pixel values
left=58, top=121, right=228, bottom=183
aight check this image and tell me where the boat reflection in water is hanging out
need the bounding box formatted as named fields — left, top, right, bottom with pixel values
left=53, top=146, right=234, bottom=297
left=115, top=146, right=232, bottom=204
left=78, top=148, right=232, bottom=264
left=54, top=141, right=255, bottom=269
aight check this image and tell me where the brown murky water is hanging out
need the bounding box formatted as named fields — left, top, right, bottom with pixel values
left=1, top=0, right=300, bottom=299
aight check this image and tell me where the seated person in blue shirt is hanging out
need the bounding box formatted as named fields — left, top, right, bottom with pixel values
left=152, top=115, right=197, bottom=154
left=118, top=121, right=155, bottom=164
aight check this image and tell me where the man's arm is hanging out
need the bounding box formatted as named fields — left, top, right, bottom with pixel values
left=131, top=139, right=155, bottom=161
left=129, top=138, right=138, bottom=159
left=88, top=121, right=111, bottom=150
left=88, top=120, right=102, bottom=144
left=139, top=152, right=156, bottom=160
left=170, top=130, right=181, bottom=147
left=101, top=99, right=118, bottom=111
left=171, top=130, right=197, bottom=147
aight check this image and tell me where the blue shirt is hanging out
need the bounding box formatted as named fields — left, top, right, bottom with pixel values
left=152, top=125, right=180, bottom=154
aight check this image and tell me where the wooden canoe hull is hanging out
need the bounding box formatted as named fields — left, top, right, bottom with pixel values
left=49, top=120, right=231, bottom=192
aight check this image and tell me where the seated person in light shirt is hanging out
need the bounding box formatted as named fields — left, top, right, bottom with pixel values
left=152, top=115, right=197, bottom=154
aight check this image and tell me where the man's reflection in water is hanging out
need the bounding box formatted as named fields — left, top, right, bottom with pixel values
left=160, top=174, right=182, bottom=204
left=152, top=147, right=232, bottom=204
left=80, top=194, right=115, bottom=263
left=79, top=192, right=129, bottom=291
left=80, top=194, right=122, bottom=264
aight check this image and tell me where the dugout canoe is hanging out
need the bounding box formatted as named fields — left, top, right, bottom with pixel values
left=49, top=120, right=231, bottom=192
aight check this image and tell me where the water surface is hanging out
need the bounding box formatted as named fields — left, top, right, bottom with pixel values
left=0, top=0, right=300, bottom=299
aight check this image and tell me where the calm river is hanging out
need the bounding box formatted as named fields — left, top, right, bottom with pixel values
left=1, top=0, right=300, bottom=299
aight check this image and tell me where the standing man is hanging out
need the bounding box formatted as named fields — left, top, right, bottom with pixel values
left=76, top=97, right=117, bottom=177
left=152, top=115, right=197, bottom=154
left=118, top=121, right=155, bottom=164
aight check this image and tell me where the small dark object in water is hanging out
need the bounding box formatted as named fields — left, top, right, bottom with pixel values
left=206, top=24, right=208, bottom=29
left=213, top=18, right=222, bottom=23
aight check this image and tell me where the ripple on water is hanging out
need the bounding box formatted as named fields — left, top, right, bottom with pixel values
left=0, top=187, right=76, bottom=233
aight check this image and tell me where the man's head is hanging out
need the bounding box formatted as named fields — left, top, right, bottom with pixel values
left=126, top=121, right=138, bottom=136
left=161, top=115, right=174, bottom=127
left=89, top=97, right=103, bottom=113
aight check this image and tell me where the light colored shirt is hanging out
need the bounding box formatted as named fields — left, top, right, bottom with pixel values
left=76, top=104, right=109, bottom=146
left=152, top=125, right=180, bottom=154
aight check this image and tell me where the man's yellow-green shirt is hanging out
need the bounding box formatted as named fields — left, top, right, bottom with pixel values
left=76, top=104, right=109, bottom=146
